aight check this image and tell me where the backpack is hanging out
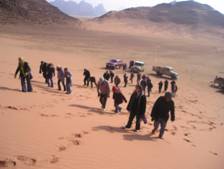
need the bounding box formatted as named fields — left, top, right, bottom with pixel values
left=100, top=80, right=109, bottom=94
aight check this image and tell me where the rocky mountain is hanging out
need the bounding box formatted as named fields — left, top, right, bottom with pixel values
left=0, top=0, right=79, bottom=24
left=50, top=0, right=106, bottom=17
left=98, top=1, right=224, bottom=28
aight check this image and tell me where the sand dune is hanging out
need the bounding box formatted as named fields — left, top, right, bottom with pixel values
left=0, top=23, right=224, bottom=169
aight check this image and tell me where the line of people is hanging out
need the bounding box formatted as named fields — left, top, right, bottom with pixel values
left=14, top=59, right=177, bottom=138
left=14, top=58, right=72, bottom=94
left=39, top=61, right=72, bottom=94
left=158, top=79, right=178, bottom=96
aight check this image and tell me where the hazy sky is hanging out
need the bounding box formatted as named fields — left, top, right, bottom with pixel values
left=50, top=0, right=224, bottom=13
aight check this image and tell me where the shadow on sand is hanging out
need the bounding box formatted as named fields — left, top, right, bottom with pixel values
left=92, top=125, right=158, bottom=142
left=69, top=104, right=114, bottom=115
left=92, top=125, right=130, bottom=134
left=123, top=133, right=158, bottom=141
left=0, top=86, right=21, bottom=92
left=32, top=81, right=64, bottom=95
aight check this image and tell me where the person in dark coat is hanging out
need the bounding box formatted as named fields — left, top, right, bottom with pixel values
left=114, top=75, right=121, bottom=87
left=151, top=92, right=175, bottom=139
left=109, top=70, right=115, bottom=83
left=89, top=76, right=97, bottom=88
left=125, top=85, right=147, bottom=131
left=146, top=76, right=153, bottom=97
left=123, top=73, right=128, bottom=87
left=56, top=66, right=66, bottom=91
left=39, top=61, right=48, bottom=84
left=164, top=80, right=169, bottom=91
left=46, top=63, right=55, bottom=88
left=83, top=69, right=91, bottom=87
left=158, top=81, right=163, bottom=93
left=112, top=86, right=127, bottom=113
left=103, top=71, right=110, bottom=80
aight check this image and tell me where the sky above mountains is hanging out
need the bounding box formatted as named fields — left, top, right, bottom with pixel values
left=48, top=0, right=224, bottom=13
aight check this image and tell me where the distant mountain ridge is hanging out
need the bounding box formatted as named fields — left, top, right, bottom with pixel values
left=50, top=0, right=106, bottom=17
left=98, top=1, right=224, bottom=27
left=0, top=0, right=79, bottom=24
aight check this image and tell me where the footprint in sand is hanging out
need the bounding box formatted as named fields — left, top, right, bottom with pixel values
left=16, top=155, right=36, bottom=166
left=49, top=155, right=59, bottom=164
left=192, top=144, right=197, bottom=148
left=184, top=133, right=191, bottom=137
left=58, top=145, right=67, bottom=152
left=40, top=113, right=58, bottom=118
left=171, top=131, right=176, bottom=136
left=65, top=113, right=73, bottom=118
left=74, top=133, right=82, bottom=138
left=71, top=140, right=81, bottom=146
left=209, top=151, right=218, bottom=156
left=183, top=138, right=192, bottom=143
left=83, top=131, right=89, bottom=135
left=0, top=159, right=16, bottom=167
left=6, top=106, right=18, bottom=110
left=58, top=137, right=65, bottom=140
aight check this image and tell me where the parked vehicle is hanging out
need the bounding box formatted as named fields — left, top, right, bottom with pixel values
left=152, top=66, right=178, bottom=79
left=211, top=76, right=224, bottom=89
left=106, top=59, right=125, bottom=70
left=129, top=61, right=144, bottom=73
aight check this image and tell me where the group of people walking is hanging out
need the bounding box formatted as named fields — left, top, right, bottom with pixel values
left=14, top=58, right=72, bottom=94
left=158, top=79, right=178, bottom=96
left=15, top=59, right=177, bottom=139
left=95, top=70, right=176, bottom=139
left=39, top=61, right=72, bottom=94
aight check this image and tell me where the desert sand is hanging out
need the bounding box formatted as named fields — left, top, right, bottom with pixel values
left=0, top=22, right=224, bottom=169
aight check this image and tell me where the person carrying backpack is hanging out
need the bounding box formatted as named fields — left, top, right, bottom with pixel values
left=112, top=86, right=127, bottom=113
left=14, top=57, right=33, bottom=92
left=97, top=77, right=110, bottom=110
